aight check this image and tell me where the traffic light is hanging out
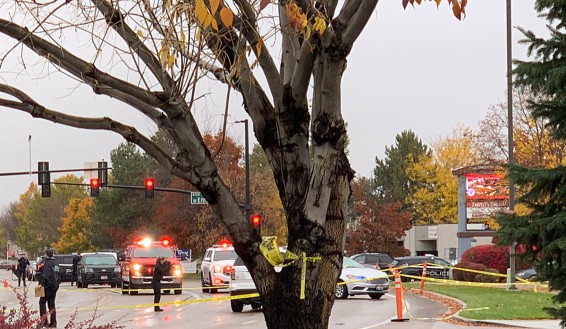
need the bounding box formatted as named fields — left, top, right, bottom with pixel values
left=98, top=161, right=108, bottom=186
left=144, top=178, right=155, bottom=198
left=251, top=214, right=261, bottom=233
left=90, top=178, right=100, bottom=197
left=41, top=184, right=51, bottom=198
left=38, top=161, right=50, bottom=197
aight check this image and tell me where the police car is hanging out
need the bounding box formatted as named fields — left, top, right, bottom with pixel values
left=200, top=241, right=237, bottom=293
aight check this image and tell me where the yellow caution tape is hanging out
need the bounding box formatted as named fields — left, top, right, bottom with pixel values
left=258, top=236, right=321, bottom=300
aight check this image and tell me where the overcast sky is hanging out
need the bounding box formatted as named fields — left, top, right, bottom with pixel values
left=0, top=1, right=548, bottom=211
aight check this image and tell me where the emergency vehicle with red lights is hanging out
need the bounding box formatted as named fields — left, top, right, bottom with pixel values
left=119, top=237, right=183, bottom=295
left=200, top=240, right=238, bottom=293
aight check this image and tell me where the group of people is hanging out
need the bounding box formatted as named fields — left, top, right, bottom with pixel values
left=10, top=249, right=171, bottom=327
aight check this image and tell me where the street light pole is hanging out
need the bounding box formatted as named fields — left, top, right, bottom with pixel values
left=506, top=0, right=517, bottom=290
left=236, top=119, right=251, bottom=223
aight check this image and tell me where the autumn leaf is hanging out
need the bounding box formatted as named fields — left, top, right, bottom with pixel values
left=402, top=0, right=410, bottom=9
left=209, top=0, right=220, bottom=15
left=285, top=1, right=306, bottom=32
left=260, top=0, right=271, bottom=11
left=194, top=0, right=207, bottom=26
left=452, top=0, right=461, bottom=20
left=220, top=7, right=234, bottom=27
left=313, top=16, right=326, bottom=35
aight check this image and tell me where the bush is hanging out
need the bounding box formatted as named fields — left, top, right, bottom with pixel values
left=0, top=288, right=124, bottom=329
left=452, top=261, right=472, bottom=281
left=453, top=261, right=487, bottom=282
left=462, top=244, right=509, bottom=274
left=478, top=268, right=504, bottom=283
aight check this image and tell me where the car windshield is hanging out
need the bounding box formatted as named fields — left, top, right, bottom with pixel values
left=213, top=250, right=237, bottom=261
left=343, top=257, right=365, bottom=269
left=85, top=255, right=117, bottom=265
left=133, top=246, right=175, bottom=258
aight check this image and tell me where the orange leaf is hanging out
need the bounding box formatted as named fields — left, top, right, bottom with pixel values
left=209, top=0, right=220, bottom=15
left=220, top=7, right=234, bottom=27
left=452, top=0, right=462, bottom=20
left=435, top=0, right=441, bottom=7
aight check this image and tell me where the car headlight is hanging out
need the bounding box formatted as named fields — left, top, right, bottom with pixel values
left=214, top=264, right=222, bottom=273
left=173, top=264, right=182, bottom=276
left=114, top=268, right=120, bottom=273
left=86, top=268, right=94, bottom=273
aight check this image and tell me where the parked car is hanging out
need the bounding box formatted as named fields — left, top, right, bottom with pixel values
left=350, top=253, right=393, bottom=270
left=516, top=268, right=537, bottom=281
left=229, top=254, right=390, bottom=312
left=390, top=255, right=451, bottom=282
left=335, top=257, right=390, bottom=300
left=54, top=254, right=75, bottom=282
left=0, top=260, right=15, bottom=270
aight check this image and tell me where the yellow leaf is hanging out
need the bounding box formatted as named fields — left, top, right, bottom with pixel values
left=194, top=0, right=207, bottom=26
left=168, top=53, right=175, bottom=69
left=313, top=17, right=326, bottom=35
left=203, top=13, right=213, bottom=28
left=220, top=7, right=234, bottom=27
left=209, top=0, right=220, bottom=15
left=135, top=29, right=144, bottom=38
left=302, top=25, right=311, bottom=40
left=435, top=0, right=441, bottom=6
left=211, top=18, right=218, bottom=31
left=196, top=28, right=201, bottom=40
left=256, top=36, right=264, bottom=58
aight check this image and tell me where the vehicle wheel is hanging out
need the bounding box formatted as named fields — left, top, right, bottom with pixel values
left=77, top=280, right=83, bottom=288
left=121, top=282, right=129, bottom=295
left=163, top=289, right=170, bottom=294
left=251, top=302, right=261, bottom=310
left=110, top=283, right=116, bottom=288
left=209, top=275, right=217, bottom=293
left=174, top=289, right=182, bottom=295
left=83, top=279, right=89, bottom=289
left=335, top=282, right=348, bottom=299
left=201, top=274, right=209, bottom=293
left=370, top=293, right=384, bottom=300
left=231, top=300, right=244, bottom=313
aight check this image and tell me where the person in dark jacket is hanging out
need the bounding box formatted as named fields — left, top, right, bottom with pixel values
left=17, top=255, right=30, bottom=287
left=152, top=256, right=170, bottom=312
left=71, top=253, right=81, bottom=286
left=39, top=249, right=59, bottom=328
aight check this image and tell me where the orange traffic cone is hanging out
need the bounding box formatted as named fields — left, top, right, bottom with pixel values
left=391, top=270, right=409, bottom=322
left=3, top=279, right=8, bottom=288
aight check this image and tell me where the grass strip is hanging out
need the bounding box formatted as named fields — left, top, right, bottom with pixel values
left=418, top=283, right=559, bottom=320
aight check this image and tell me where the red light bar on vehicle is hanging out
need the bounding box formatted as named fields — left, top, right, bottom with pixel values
left=218, top=239, right=231, bottom=248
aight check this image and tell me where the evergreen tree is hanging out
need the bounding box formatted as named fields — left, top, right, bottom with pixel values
left=373, top=130, right=431, bottom=204
left=496, top=1, right=566, bottom=324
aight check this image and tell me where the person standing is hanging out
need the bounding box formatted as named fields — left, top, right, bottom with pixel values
left=71, top=253, right=81, bottom=286
left=152, top=256, right=170, bottom=312
left=17, top=255, right=30, bottom=287
left=39, top=249, right=59, bottom=328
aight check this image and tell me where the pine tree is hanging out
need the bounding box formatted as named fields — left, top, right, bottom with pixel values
left=496, top=1, right=566, bottom=323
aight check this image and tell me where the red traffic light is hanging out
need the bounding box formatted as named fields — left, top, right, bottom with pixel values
left=90, top=178, right=100, bottom=188
left=145, top=178, right=154, bottom=189
left=251, top=214, right=261, bottom=226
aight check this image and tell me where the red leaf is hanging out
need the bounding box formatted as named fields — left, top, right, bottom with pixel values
left=260, top=0, right=271, bottom=11
left=402, top=0, right=409, bottom=9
